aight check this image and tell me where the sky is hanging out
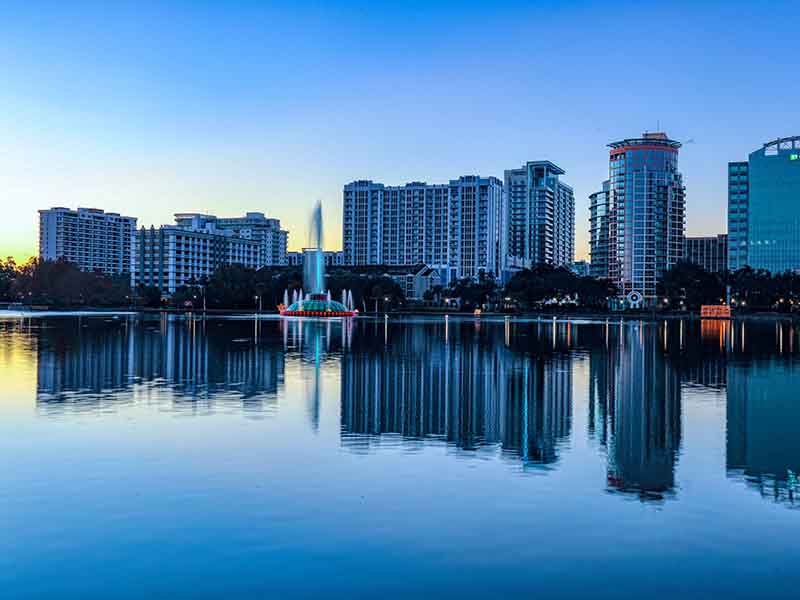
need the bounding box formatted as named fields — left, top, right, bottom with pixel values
left=1, top=0, right=799, bottom=262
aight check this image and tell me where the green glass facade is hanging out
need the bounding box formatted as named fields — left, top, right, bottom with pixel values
left=736, top=136, right=800, bottom=273
left=727, top=162, right=749, bottom=271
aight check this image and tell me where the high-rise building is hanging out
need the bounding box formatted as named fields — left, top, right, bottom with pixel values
left=38, top=207, right=137, bottom=275
left=589, top=180, right=611, bottom=279
left=213, top=212, right=289, bottom=266
left=727, top=136, right=800, bottom=273
left=342, top=176, right=505, bottom=283
left=684, top=234, right=728, bottom=273
left=133, top=214, right=260, bottom=293
left=607, top=132, right=685, bottom=304
left=727, top=161, right=749, bottom=271
left=504, top=161, right=575, bottom=268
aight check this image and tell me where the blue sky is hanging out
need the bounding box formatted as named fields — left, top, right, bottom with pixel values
left=1, top=0, right=798, bottom=261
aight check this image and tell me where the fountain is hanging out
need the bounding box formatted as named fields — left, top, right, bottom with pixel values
left=280, top=202, right=357, bottom=317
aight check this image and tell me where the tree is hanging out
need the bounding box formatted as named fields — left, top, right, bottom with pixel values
left=504, top=265, right=617, bottom=310
left=205, top=264, right=258, bottom=308
left=659, top=261, right=725, bottom=310
left=449, top=273, right=498, bottom=310
left=136, top=285, right=163, bottom=308
left=0, top=258, right=19, bottom=301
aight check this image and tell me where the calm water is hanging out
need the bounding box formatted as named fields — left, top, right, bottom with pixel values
left=1, top=314, right=799, bottom=598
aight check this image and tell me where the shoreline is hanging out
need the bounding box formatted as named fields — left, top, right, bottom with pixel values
left=1, top=307, right=798, bottom=323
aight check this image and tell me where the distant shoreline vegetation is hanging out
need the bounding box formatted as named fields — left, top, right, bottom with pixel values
left=2, top=257, right=800, bottom=315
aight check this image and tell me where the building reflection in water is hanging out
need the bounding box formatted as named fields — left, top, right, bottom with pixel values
left=590, top=322, right=682, bottom=502
left=340, top=320, right=572, bottom=471
left=14, top=313, right=800, bottom=504
left=727, top=358, right=800, bottom=507
left=35, top=315, right=285, bottom=415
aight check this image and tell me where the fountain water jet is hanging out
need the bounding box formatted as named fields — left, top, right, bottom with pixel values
left=280, top=202, right=357, bottom=317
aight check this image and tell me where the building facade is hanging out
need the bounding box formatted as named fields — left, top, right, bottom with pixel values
left=287, top=250, right=344, bottom=267
left=727, top=161, right=749, bottom=271
left=728, top=136, right=800, bottom=273
left=589, top=180, right=611, bottom=279
left=684, top=234, right=728, bottom=273
left=212, top=212, right=288, bottom=266
left=504, top=161, right=575, bottom=269
left=133, top=214, right=260, bottom=293
left=607, top=132, right=685, bottom=304
left=38, top=207, right=137, bottom=275
left=342, top=176, right=505, bottom=283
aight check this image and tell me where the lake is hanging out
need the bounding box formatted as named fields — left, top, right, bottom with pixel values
left=1, top=314, right=799, bottom=598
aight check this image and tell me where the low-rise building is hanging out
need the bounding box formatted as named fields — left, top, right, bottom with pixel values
left=684, top=234, right=728, bottom=273
left=287, top=250, right=344, bottom=267
left=570, top=261, right=590, bottom=277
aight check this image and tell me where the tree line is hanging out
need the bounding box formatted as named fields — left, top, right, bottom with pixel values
left=3, top=256, right=800, bottom=313
left=0, top=258, right=405, bottom=311
left=0, top=258, right=131, bottom=307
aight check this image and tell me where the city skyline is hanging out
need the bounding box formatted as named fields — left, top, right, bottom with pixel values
left=3, top=2, right=799, bottom=263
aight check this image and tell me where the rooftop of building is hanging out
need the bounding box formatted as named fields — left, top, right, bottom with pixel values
left=761, top=135, right=800, bottom=155
left=684, top=234, right=728, bottom=241
left=345, top=176, right=502, bottom=189
left=39, top=207, right=133, bottom=219
left=608, top=132, right=682, bottom=150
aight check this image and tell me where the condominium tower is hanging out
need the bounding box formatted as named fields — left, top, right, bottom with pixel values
left=133, top=213, right=283, bottom=293
left=606, top=132, right=685, bottom=304
left=727, top=136, right=800, bottom=273
left=38, top=207, right=137, bottom=275
left=342, top=176, right=504, bottom=283
left=589, top=181, right=611, bottom=279
left=504, top=161, right=575, bottom=268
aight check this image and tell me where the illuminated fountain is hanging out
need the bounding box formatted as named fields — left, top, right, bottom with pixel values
left=280, top=203, right=357, bottom=317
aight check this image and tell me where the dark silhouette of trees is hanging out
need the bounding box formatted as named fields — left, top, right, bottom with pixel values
left=0, top=258, right=18, bottom=301
left=449, top=273, right=499, bottom=310
left=2, top=258, right=131, bottom=307
left=503, top=265, right=617, bottom=310
left=658, top=261, right=726, bottom=310
left=729, top=266, right=800, bottom=312
left=136, top=285, right=163, bottom=308
left=325, top=267, right=405, bottom=311
left=5, top=257, right=799, bottom=315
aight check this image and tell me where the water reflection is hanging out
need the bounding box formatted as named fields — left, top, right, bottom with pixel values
left=340, top=323, right=572, bottom=469
left=589, top=324, right=682, bottom=501
left=2, top=315, right=800, bottom=507
left=727, top=359, right=800, bottom=507
left=33, top=316, right=286, bottom=415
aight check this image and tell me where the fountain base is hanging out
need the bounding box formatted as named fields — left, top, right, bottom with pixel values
left=280, top=293, right=357, bottom=317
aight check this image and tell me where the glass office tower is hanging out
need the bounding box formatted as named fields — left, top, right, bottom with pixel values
left=727, top=161, right=749, bottom=271
left=729, top=136, right=800, bottom=273
left=607, top=132, right=685, bottom=304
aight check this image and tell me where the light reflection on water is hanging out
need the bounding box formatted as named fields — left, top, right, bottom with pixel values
left=1, top=314, right=800, bottom=597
